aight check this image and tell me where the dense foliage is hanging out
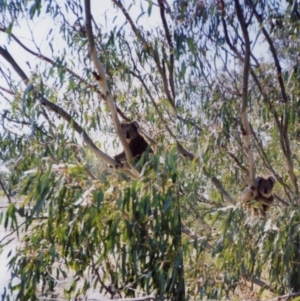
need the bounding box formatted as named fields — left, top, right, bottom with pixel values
left=0, top=0, right=300, bottom=300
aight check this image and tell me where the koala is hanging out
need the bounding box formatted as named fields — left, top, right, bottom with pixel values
left=112, top=121, right=152, bottom=167
left=242, top=176, right=276, bottom=217
left=255, top=176, right=276, bottom=216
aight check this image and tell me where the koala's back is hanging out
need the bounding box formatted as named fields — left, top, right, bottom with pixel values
left=130, top=135, right=151, bottom=158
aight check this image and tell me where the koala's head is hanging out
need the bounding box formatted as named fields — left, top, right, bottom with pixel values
left=256, top=176, right=275, bottom=197
left=121, top=121, right=139, bottom=141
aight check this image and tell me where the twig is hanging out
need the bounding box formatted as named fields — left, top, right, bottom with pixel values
left=0, top=178, right=12, bottom=203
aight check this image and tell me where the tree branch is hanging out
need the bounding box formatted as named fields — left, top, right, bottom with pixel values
left=111, top=0, right=175, bottom=110
left=158, top=0, right=175, bottom=100
left=84, top=0, right=139, bottom=176
left=234, top=0, right=256, bottom=189
left=0, top=46, right=124, bottom=170
left=221, top=2, right=298, bottom=200
left=176, top=142, right=236, bottom=205
left=0, top=26, right=130, bottom=122
left=251, top=3, right=299, bottom=199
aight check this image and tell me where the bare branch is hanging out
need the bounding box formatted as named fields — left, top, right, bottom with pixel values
left=158, top=0, right=175, bottom=99
left=234, top=0, right=256, bottom=189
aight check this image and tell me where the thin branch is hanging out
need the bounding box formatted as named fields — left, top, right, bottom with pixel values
left=176, top=142, right=236, bottom=205
left=0, top=85, right=15, bottom=95
left=111, top=0, right=175, bottom=109
left=0, top=178, right=12, bottom=203
left=0, top=221, right=26, bottom=244
left=221, top=2, right=298, bottom=199
left=250, top=124, right=293, bottom=201
left=268, top=292, right=300, bottom=301
left=251, top=9, right=288, bottom=103
left=128, top=69, right=176, bottom=140
left=176, top=115, right=202, bottom=133
left=0, top=26, right=129, bottom=122
left=90, top=255, right=115, bottom=297
left=158, top=0, right=175, bottom=99
left=181, top=223, right=212, bottom=248
left=251, top=3, right=299, bottom=198
left=0, top=46, right=124, bottom=170
left=227, top=151, right=249, bottom=175
left=0, top=46, right=28, bottom=84
left=234, top=0, right=256, bottom=188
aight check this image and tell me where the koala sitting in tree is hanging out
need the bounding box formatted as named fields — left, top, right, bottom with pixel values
left=242, top=176, right=276, bottom=217
left=112, top=121, right=152, bottom=167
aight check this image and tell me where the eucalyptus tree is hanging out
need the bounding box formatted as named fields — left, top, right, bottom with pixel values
left=2, top=0, right=300, bottom=300
left=175, top=0, right=300, bottom=298
left=0, top=1, right=183, bottom=300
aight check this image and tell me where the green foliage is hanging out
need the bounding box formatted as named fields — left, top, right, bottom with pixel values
left=4, top=150, right=181, bottom=300
left=1, top=0, right=300, bottom=300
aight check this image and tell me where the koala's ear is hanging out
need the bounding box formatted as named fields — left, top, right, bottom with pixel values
left=132, top=121, right=139, bottom=130
left=268, top=176, right=276, bottom=185
left=256, top=176, right=262, bottom=184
